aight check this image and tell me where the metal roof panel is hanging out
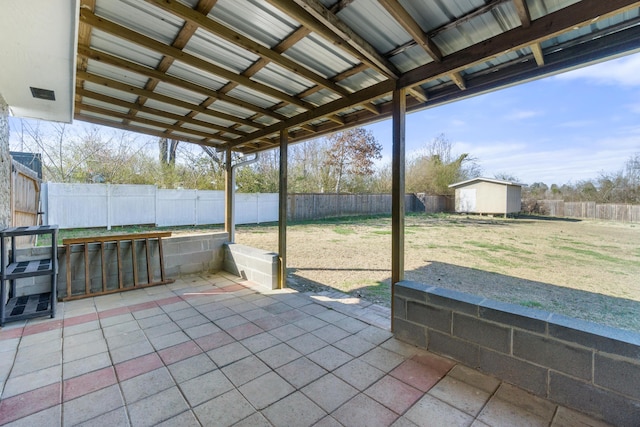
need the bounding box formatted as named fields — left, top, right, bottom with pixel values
left=251, top=63, right=313, bottom=96
left=82, top=81, right=138, bottom=104
left=90, top=29, right=162, bottom=69
left=209, top=0, right=299, bottom=48
left=283, top=35, right=360, bottom=79
left=153, top=81, right=208, bottom=106
left=184, top=28, right=259, bottom=74
left=86, top=59, right=149, bottom=88
left=338, top=0, right=412, bottom=54
left=95, top=0, right=183, bottom=45
left=166, top=61, right=228, bottom=92
left=143, top=99, right=192, bottom=116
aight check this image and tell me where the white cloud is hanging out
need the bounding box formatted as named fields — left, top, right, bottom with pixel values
left=474, top=138, right=638, bottom=184
left=505, top=110, right=542, bottom=120
left=554, top=53, right=640, bottom=87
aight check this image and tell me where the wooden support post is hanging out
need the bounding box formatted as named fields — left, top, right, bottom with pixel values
left=145, top=238, right=152, bottom=284
left=132, top=239, right=138, bottom=287
left=391, top=87, right=406, bottom=332
left=84, top=243, right=90, bottom=294
left=225, top=146, right=234, bottom=242
left=100, top=242, right=107, bottom=292
left=116, top=240, right=123, bottom=289
left=278, top=129, right=288, bottom=289
left=158, top=237, right=166, bottom=283
left=66, top=244, right=72, bottom=298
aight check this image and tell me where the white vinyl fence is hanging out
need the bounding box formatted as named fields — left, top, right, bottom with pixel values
left=41, top=183, right=278, bottom=229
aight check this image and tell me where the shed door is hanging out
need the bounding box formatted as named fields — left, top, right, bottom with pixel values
left=458, top=189, right=476, bottom=212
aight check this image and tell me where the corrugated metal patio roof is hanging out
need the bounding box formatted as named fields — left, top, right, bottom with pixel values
left=71, top=0, right=640, bottom=153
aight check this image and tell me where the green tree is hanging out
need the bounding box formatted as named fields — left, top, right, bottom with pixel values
left=407, top=133, right=480, bottom=195
left=235, top=150, right=279, bottom=193
left=525, top=182, right=549, bottom=199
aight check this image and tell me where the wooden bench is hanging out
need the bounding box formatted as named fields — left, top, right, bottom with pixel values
left=62, top=232, right=174, bottom=300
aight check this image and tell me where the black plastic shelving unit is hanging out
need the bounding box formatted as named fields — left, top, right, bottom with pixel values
left=1, top=225, right=58, bottom=326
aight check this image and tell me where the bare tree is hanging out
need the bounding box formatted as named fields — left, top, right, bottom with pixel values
left=18, top=121, right=105, bottom=182
left=324, top=128, right=382, bottom=193
left=158, top=137, right=180, bottom=188
left=158, top=137, right=179, bottom=166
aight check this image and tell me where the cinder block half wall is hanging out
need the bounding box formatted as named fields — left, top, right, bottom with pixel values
left=223, top=243, right=278, bottom=290
left=393, top=280, right=640, bottom=427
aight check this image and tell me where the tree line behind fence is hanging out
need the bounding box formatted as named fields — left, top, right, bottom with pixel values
left=37, top=184, right=639, bottom=229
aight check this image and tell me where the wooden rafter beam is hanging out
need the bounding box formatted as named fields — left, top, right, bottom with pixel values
left=145, top=0, right=350, bottom=97
left=407, top=87, right=428, bottom=103
left=74, top=114, right=221, bottom=147
left=449, top=71, right=466, bottom=90
left=431, top=0, right=508, bottom=37
left=230, top=79, right=396, bottom=147
left=77, top=71, right=263, bottom=130
left=77, top=46, right=288, bottom=122
left=530, top=42, right=544, bottom=66
left=328, top=0, right=355, bottom=14
left=75, top=102, right=231, bottom=142
left=124, top=0, right=218, bottom=125
left=268, top=0, right=400, bottom=79
left=378, top=0, right=442, bottom=62
left=218, top=26, right=312, bottom=98
left=513, top=0, right=532, bottom=28
left=400, top=0, right=640, bottom=88
left=76, top=87, right=244, bottom=139
left=79, top=9, right=315, bottom=110
left=234, top=0, right=639, bottom=148
left=77, top=1, right=95, bottom=69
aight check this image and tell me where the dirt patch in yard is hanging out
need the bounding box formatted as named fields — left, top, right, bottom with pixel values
left=235, top=214, right=640, bottom=332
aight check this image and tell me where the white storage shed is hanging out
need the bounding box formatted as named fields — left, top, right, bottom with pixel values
left=449, top=178, right=523, bottom=216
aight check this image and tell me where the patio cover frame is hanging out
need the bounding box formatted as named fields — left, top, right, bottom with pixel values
left=4, top=0, right=640, bottom=327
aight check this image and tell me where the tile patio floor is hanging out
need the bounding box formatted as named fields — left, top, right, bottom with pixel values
left=0, top=272, right=610, bottom=426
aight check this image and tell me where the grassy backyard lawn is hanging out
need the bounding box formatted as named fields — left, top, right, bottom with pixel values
left=44, top=213, right=640, bottom=332
left=235, top=213, right=640, bottom=332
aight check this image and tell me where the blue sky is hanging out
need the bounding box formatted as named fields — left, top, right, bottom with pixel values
left=9, top=52, right=640, bottom=187
left=366, top=51, right=640, bottom=186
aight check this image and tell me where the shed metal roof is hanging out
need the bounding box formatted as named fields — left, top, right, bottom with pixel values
left=6, top=0, right=640, bottom=153
left=449, top=177, right=525, bottom=188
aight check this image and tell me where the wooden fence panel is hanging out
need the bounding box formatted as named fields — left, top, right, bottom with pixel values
left=414, top=194, right=453, bottom=213
left=11, top=161, right=41, bottom=247
left=540, top=200, right=564, bottom=217
left=286, top=193, right=420, bottom=221
left=540, top=200, right=639, bottom=223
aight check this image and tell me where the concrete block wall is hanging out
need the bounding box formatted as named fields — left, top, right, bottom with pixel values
left=223, top=243, right=278, bottom=290
left=162, top=233, right=227, bottom=277
left=12, top=232, right=229, bottom=297
left=394, top=280, right=640, bottom=427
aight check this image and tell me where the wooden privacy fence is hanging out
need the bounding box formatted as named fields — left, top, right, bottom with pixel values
left=539, top=200, right=640, bottom=222
left=62, top=232, right=174, bottom=300
left=287, top=193, right=421, bottom=221
left=415, top=193, right=454, bottom=213
left=10, top=160, right=41, bottom=247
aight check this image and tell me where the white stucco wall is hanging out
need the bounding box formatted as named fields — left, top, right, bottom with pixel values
left=0, top=95, right=11, bottom=228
